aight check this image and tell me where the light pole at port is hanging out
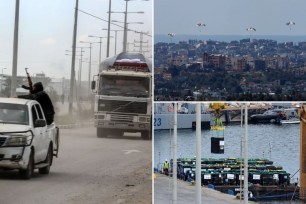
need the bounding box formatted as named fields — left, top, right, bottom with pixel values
left=244, top=104, right=249, bottom=204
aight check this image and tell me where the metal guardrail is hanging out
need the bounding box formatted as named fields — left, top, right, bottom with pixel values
left=57, top=121, right=94, bottom=129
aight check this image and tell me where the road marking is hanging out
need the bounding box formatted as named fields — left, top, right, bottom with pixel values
left=123, top=149, right=141, bottom=155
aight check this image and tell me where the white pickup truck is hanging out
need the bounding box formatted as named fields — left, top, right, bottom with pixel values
left=0, top=98, right=59, bottom=179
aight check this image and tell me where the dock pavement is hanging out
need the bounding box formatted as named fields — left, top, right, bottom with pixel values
left=154, top=173, right=255, bottom=204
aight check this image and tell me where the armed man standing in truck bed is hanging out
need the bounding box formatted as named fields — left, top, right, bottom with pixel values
left=18, top=82, right=55, bottom=125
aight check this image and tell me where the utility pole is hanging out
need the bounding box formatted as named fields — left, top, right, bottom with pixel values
left=11, top=0, right=20, bottom=97
left=69, top=0, right=79, bottom=114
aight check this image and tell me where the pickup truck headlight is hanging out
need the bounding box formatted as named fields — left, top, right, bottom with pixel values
left=3, top=131, right=33, bottom=147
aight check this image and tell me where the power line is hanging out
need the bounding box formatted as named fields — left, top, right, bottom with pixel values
left=77, top=9, right=152, bottom=38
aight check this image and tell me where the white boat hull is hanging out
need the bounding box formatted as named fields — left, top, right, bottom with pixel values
left=280, top=120, right=300, bottom=124
left=154, top=113, right=212, bottom=130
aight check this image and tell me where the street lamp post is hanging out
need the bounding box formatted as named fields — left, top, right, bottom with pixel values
left=75, top=47, right=87, bottom=89
left=88, top=35, right=111, bottom=63
left=79, top=41, right=93, bottom=96
left=122, top=0, right=145, bottom=52
left=1, top=68, right=7, bottom=95
left=11, top=0, right=20, bottom=97
left=69, top=0, right=79, bottom=114
left=112, top=20, right=143, bottom=52
left=107, top=0, right=112, bottom=58
left=102, top=28, right=124, bottom=55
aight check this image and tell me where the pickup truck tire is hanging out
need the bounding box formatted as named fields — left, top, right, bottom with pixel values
left=20, top=150, right=34, bottom=179
left=97, top=128, right=108, bottom=138
left=54, top=127, right=60, bottom=157
left=39, top=145, right=52, bottom=174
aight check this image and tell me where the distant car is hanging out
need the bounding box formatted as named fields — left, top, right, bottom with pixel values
left=184, top=96, right=194, bottom=101
left=250, top=109, right=287, bottom=123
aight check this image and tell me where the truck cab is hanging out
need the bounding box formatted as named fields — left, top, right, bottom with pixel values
left=92, top=52, right=152, bottom=139
left=0, top=98, right=59, bottom=179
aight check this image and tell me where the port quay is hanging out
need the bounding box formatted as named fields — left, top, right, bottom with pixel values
left=154, top=102, right=303, bottom=203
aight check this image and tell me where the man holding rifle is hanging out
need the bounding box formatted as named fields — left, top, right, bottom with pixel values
left=18, top=68, right=55, bottom=125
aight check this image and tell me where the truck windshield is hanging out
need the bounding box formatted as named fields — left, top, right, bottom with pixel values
left=0, top=103, right=29, bottom=125
left=99, top=75, right=150, bottom=97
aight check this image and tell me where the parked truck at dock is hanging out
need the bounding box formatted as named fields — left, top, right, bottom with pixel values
left=91, top=52, right=152, bottom=139
left=0, top=98, right=59, bottom=179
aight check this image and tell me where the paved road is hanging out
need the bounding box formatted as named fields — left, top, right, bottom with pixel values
left=0, top=127, right=152, bottom=204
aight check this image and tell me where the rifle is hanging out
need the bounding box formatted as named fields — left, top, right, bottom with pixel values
left=25, top=68, right=33, bottom=94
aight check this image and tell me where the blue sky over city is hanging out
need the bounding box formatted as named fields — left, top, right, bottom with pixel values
left=0, top=0, right=152, bottom=79
left=155, top=0, right=306, bottom=36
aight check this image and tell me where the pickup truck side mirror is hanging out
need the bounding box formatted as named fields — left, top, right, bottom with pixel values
left=91, top=81, right=96, bottom=90
left=34, top=119, right=46, bottom=127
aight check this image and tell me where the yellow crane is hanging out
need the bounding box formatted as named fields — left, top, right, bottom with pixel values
left=209, top=103, right=228, bottom=131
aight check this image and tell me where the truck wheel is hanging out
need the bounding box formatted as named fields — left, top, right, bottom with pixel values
left=141, top=131, right=150, bottom=140
left=97, top=128, right=109, bottom=138
left=20, top=150, right=34, bottom=179
left=39, top=145, right=52, bottom=174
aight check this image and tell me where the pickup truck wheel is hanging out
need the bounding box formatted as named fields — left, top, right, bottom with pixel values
left=20, top=150, right=34, bottom=179
left=54, top=127, right=60, bottom=157
left=97, top=128, right=109, bottom=138
left=39, top=145, right=52, bottom=174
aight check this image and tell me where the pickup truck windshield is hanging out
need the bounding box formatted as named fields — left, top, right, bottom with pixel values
left=0, top=103, right=29, bottom=125
left=99, top=75, right=150, bottom=98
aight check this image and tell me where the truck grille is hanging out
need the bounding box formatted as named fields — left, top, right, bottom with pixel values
left=98, top=100, right=147, bottom=114
left=110, top=114, right=133, bottom=122
left=0, top=137, right=6, bottom=147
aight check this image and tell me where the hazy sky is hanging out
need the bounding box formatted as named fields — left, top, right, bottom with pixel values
left=0, top=0, right=152, bottom=79
left=155, top=0, right=306, bottom=36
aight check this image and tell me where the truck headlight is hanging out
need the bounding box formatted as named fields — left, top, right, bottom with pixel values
left=139, top=116, right=150, bottom=123
left=3, top=131, right=33, bottom=147
left=139, top=116, right=147, bottom=122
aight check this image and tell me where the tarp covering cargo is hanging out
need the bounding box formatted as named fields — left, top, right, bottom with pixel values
left=99, top=52, right=152, bottom=72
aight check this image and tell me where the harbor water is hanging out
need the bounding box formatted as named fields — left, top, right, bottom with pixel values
left=154, top=123, right=301, bottom=203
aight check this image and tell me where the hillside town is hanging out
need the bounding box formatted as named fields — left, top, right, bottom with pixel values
left=154, top=38, right=306, bottom=101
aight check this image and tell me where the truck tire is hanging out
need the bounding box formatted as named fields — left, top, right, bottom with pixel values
left=20, top=150, right=34, bottom=179
left=141, top=131, right=150, bottom=140
left=39, top=145, right=52, bottom=174
left=97, top=128, right=108, bottom=138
